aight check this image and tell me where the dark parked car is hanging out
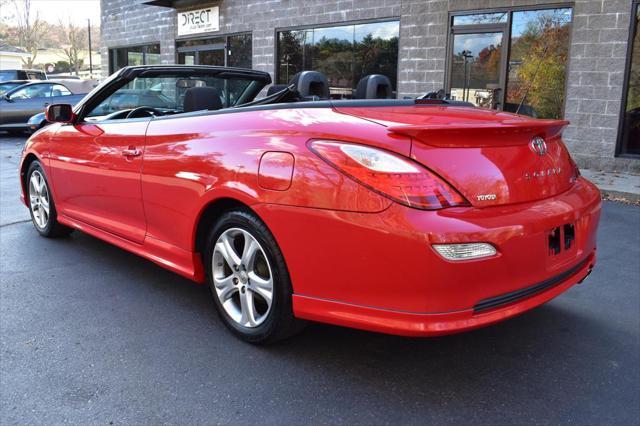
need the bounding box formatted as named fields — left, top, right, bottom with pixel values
left=0, top=69, right=46, bottom=82
left=0, top=81, right=85, bottom=134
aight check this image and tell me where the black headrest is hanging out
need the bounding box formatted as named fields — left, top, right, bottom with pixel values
left=355, top=74, right=393, bottom=99
left=183, top=87, right=223, bottom=112
left=290, top=71, right=330, bottom=100
left=267, top=84, right=289, bottom=96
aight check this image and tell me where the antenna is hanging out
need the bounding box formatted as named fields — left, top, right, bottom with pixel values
left=516, top=45, right=549, bottom=115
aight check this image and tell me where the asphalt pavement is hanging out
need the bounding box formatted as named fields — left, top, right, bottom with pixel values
left=1, top=133, right=639, bottom=425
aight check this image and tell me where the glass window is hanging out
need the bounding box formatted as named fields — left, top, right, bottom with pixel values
left=354, top=21, right=400, bottom=95
left=0, top=81, right=25, bottom=95
left=228, top=33, right=252, bottom=69
left=9, top=84, right=52, bottom=99
left=85, top=74, right=257, bottom=118
left=277, top=29, right=313, bottom=83
left=453, top=12, right=508, bottom=26
left=448, top=7, right=573, bottom=118
left=277, top=20, right=400, bottom=98
left=312, top=25, right=354, bottom=96
left=619, top=3, right=640, bottom=155
left=506, top=8, right=572, bottom=119
left=146, top=44, right=161, bottom=65
left=108, top=44, right=161, bottom=74
left=450, top=32, right=504, bottom=108
left=0, top=71, right=18, bottom=82
left=51, top=84, right=72, bottom=97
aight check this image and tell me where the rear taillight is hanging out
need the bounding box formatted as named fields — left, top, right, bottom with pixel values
left=308, top=140, right=469, bottom=210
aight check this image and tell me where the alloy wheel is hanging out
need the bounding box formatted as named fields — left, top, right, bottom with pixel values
left=28, top=170, right=50, bottom=229
left=212, top=228, right=274, bottom=328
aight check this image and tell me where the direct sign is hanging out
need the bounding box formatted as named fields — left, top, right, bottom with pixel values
left=177, top=6, right=219, bottom=36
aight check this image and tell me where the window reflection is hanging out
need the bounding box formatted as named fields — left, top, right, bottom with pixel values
left=354, top=22, right=400, bottom=94
left=620, top=3, right=640, bottom=155
left=453, top=13, right=508, bottom=26
left=277, top=21, right=399, bottom=98
left=228, top=33, right=252, bottom=69
left=277, top=30, right=313, bottom=83
left=449, top=8, right=573, bottom=119
left=506, top=8, right=572, bottom=119
left=312, top=26, right=354, bottom=97
left=450, top=32, right=503, bottom=108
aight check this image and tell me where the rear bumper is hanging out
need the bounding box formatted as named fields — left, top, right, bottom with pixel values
left=255, top=177, right=602, bottom=336
left=292, top=251, right=595, bottom=336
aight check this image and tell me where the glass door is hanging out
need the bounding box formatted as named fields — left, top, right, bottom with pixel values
left=177, top=45, right=225, bottom=66
left=449, top=31, right=505, bottom=109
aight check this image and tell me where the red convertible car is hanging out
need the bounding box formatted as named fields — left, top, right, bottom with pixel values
left=20, top=65, right=601, bottom=343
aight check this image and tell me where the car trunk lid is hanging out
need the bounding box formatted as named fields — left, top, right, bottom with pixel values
left=334, top=104, right=575, bottom=207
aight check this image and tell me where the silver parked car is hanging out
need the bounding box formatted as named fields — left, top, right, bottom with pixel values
left=0, top=81, right=88, bottom=134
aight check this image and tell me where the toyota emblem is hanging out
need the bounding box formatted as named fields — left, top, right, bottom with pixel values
left=530, top=137, right=548, bottom=156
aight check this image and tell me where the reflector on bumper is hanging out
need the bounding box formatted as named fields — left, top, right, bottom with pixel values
left=432, top=243, right=497, bottom=261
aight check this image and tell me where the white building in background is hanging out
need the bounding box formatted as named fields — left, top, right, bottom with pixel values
left=0, top=43, right=31, bottom=70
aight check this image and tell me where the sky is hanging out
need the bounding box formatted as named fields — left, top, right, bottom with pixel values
left=1, top=0, right=100, bottom=26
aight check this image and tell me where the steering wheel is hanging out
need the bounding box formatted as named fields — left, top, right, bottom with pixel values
left=125, top=106, right=161, bottom=119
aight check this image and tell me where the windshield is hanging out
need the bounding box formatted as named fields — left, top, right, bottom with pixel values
left=85, top=74, right=257, bottom=118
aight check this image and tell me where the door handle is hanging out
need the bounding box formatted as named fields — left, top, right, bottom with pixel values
left=122, top=148, right=141, bottom=157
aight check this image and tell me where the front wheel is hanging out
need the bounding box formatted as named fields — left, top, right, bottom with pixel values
left=26, top=161, right=73, bottom=238
left=205, top=210, right=305, bottom=343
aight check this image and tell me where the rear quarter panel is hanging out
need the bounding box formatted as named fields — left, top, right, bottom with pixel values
left=141, top=107, right=410, bottom=252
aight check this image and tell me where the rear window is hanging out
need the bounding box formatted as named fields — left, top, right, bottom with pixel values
left=0, top=71, right=18, bottom=82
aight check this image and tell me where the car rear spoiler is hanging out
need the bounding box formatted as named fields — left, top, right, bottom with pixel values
left=387, top=120, right=570, bottom=147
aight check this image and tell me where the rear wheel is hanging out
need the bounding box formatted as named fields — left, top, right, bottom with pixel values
left=26, top=161, right=73, bottom=238
left=205, top=210, right=304, bottom=343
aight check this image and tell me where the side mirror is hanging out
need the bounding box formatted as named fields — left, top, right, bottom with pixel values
left=2, top=94, right=12, bottom=102
left=45, top=104, right=75, bottom=123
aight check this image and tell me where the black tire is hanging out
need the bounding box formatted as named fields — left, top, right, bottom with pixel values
left=204, top=209, right=305, bottom=344
left=26, top=161, right=73, bottom=238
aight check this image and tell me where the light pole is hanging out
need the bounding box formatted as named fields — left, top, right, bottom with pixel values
left=87, top=19, right=93, bottom=77
left=461, top=50, right=473, bottom=103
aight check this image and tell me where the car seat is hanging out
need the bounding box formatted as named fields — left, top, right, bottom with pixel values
left=183, top=87, right=224, bottom=112
left=355, top=75, right=393, bottom=99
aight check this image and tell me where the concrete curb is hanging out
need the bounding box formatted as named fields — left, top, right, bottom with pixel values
left=581, top=169, right=640, bottom=205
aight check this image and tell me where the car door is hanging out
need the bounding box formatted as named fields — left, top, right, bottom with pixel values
left=0, top=83, right=53, bottom=126
left=49, top=118, right=149, bottom=244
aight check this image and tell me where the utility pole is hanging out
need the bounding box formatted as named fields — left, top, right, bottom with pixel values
left=87, top=19, right=93, bottom=77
